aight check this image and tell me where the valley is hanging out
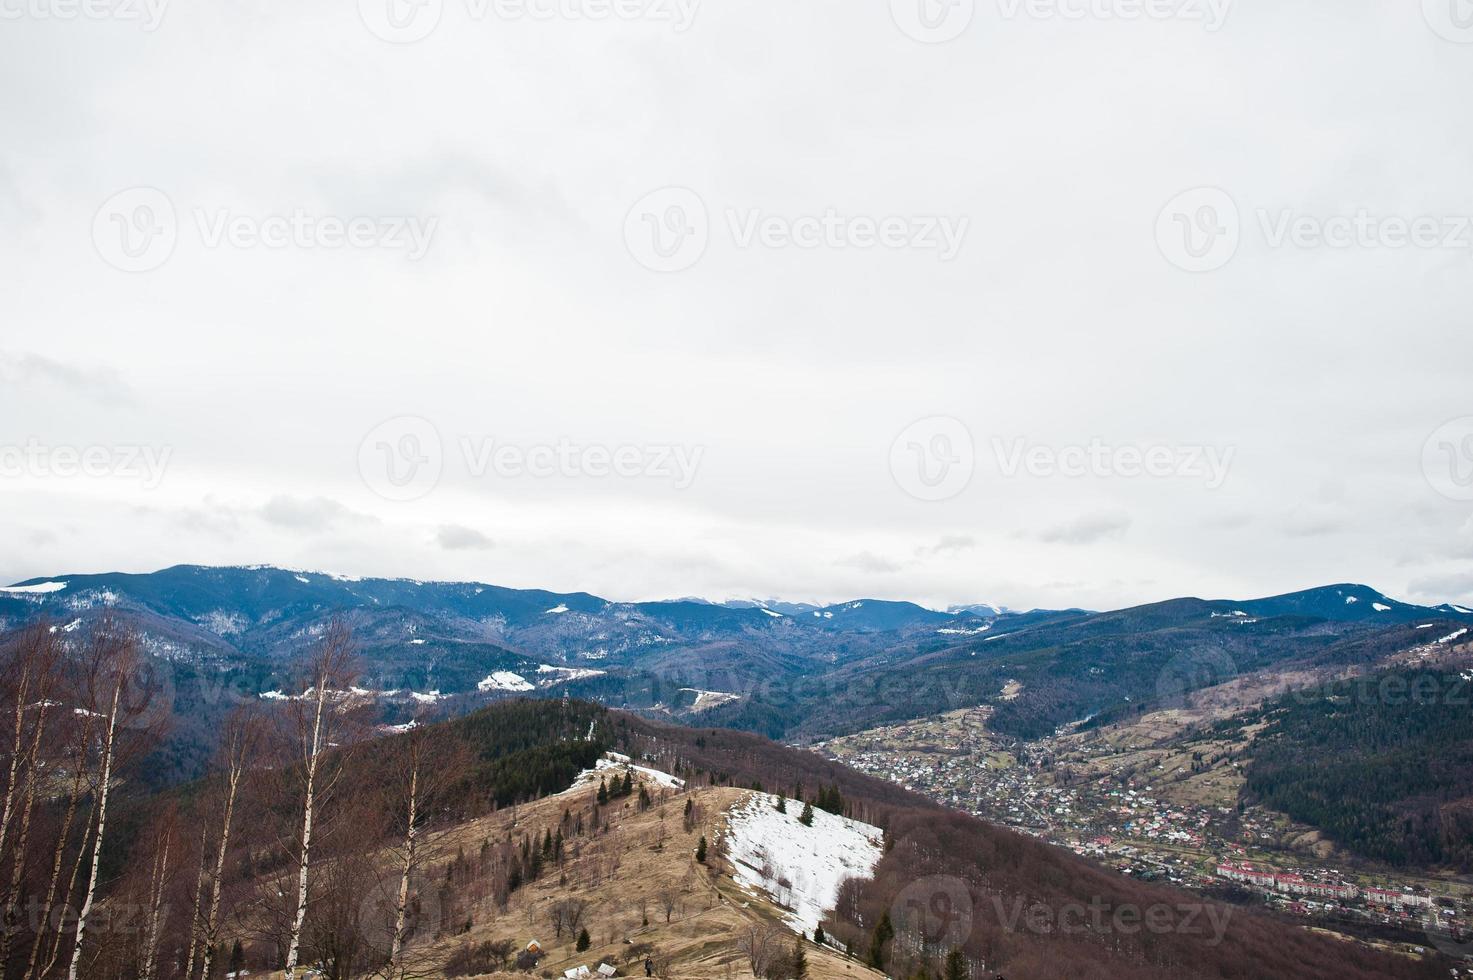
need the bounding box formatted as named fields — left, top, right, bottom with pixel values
left=815, top=667, right=1473, bottom=965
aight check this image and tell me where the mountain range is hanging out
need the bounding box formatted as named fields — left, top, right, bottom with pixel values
left=4, top=565, right=1469, bottom=767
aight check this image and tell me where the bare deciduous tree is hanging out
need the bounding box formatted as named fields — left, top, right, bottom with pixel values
left=737, top=925, right=784, bottom=979
left=68, top=621, right=159, bottom=980
left=656, top=887, right=679, bottom=924
left=194, top=706, right=264, bottom=980
left=0, top=623, right=61, bottom=971
left=280, top=620, right=362, bottom=980
left=547, top=898, right=588, bottom=941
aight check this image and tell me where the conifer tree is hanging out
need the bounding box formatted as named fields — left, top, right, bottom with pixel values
left=866, top=911, right=893, bottom=971
left=695, top=836, right=707, bottom=863
left=799, top=802, right=814, bottom=827
left=943, top=948, right=968, bottom=980
left=791, top=939, right=809, bottom=980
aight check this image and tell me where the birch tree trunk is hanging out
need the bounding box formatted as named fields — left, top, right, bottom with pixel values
left=283, top=678, right=329, bottom=980
left=141, top=825, right=172, bottom=980
left=0, top=702, right=51, bottom=971
left=65, top=680, right=121, bottom=980
left=387, top=762, right=418, bottom=979
left=24, top=739, right=89, bottom=980
left=199, top=761, right=244, bottom=980
left=38, top=795, right=96, bottom=980
left=0, top=661, right=33, bottom=865
left=182, top=823, right=210, bottom=980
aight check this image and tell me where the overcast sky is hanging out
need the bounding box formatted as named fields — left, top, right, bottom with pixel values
left=3, top=0, right=1472, bottom=611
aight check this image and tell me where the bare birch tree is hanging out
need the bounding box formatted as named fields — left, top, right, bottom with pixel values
left=67, top=621, right=148, bottom=980
left=196, top=707, right=263, bottom=980
left=281, top=620, right=360, bottom=980
left=0, top=624, right=61, bottom=972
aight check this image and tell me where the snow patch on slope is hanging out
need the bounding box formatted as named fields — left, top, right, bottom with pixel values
left=1, top=581, right=68, bottom=594
left=478, top=671, right=535, bottom=692
left=725, top=792, right=883, bottom=936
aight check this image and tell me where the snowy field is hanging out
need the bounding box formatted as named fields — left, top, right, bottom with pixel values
left=561, top=751, right=686, bottom=795
left=724, top=792, right=883, bottom=935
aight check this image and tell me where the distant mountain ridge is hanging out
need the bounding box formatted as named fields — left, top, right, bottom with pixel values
left=2, top=564, right=1469, bottom=788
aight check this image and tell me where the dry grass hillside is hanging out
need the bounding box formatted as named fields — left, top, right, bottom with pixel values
left=400, top=767, right=887, bottom=980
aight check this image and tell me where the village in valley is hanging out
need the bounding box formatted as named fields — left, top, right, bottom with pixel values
left=812, top=706, right=1473, bottom=964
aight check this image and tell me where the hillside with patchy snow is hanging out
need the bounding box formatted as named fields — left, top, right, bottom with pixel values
left=724, top=792, right=883, bottom=935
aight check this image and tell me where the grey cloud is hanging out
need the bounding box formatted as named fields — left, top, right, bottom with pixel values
left=836, top=552, right=903, bottom=574
left=0, top=352, right=134, bottom=405
left=261, top=496, right=374, bottom=532
left=1032, top=513, right=1131, bottom=546
left=917, top=535, right=977, bottom=557
left=436, top=524, right=495, bottom=551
